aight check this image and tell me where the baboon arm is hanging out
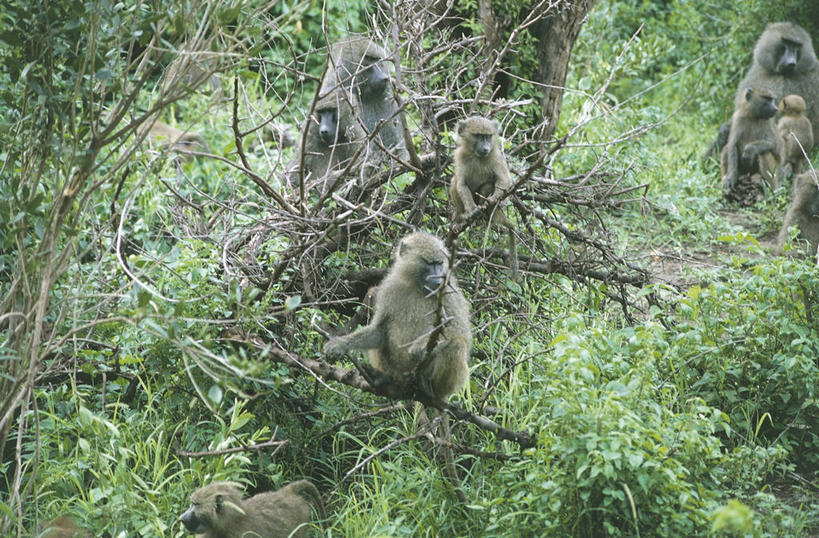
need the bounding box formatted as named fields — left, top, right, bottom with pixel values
left=722, top=144, right=739, bottom=190
left=742, top=139, right=778, bottom=160
left=492, top=159, right=512, bottom=192
left=324, top=318, right=387, bottom=356
left=453, top=176, right=478, bottom=213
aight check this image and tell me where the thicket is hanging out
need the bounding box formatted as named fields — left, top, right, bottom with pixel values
left=1, top=0, right=818, bottom=536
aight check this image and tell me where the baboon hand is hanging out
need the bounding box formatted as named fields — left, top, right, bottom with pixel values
left=323, top=338, right=347, bottom=358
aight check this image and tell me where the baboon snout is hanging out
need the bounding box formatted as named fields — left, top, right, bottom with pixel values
left=180, top=506, right=205, bottom=533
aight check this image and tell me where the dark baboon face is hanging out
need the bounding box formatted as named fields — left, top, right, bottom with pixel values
left=458, top=117, right=499, bottom=159
left=358, top=54, right=389, bottom=96
left=756, top=22, right=818, bottom=76
left=334, top=38, right=390, bottom=98
left=395, top=233, right=449, bottom=295
left=744, top=88, right=777, bottom=119
left=317, top=105, right=340, bottom=146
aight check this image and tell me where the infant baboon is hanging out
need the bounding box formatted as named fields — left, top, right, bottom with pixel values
left=141, top=120, right=210, bottom=160
left=39, top=516, right=88, bottom=538
left=324, top=232, right=471, bottom=401
left=288, top=90, right=366, bottom=194
left=321, top=37, right=406, bottom=158
left=776, top=94, right=814, bottom=187
left=721, top=87, right=782, bottom=196
left=776, top=171, right=819, bottom=257
left=180, top=480, right=322, bottom=538
left=707, top=22, right=819, bottom=158
left=450, top=116, right=518, bottom=274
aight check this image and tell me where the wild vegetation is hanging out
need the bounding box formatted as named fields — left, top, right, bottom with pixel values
left=1, top=0, right=818, bottom=536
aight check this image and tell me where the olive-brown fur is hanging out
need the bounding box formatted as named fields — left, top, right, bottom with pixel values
left=776, top=171, right=819, bottom=257
left=721, top=87, right=782, bottom=195
left=180, top=480, right=322, bottom=538
left=776, top=94, right=814, bottom=187
left=142, top=120, right=210, bottom=160
left=324, top=232, right=471, bottom=401
left=39, top=516, right=88, bottom=538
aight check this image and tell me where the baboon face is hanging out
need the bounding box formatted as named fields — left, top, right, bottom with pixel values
left=335, top=38, right=390, bottom=98
left=756, top=23, right=818, bottom=76
left=744, top=88, right=778, bottom=119
left=180, top=482, right=243, bottom=535
left=779, top=94, right=807, bottom=115
left=317, top=105, right=340, bottom=146
left=458, top=117, right=498, bottom=159
left=395, top=233, right=449, bottom=295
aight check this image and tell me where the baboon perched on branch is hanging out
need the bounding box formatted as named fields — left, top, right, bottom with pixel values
left=180, top=480, right=323, bottom=538
left=321, top=37, right=407, bottom=160
left=721, top=87, right=781, bottom=196
left=450, top=116, right=518, bottom=274
left=324, top=232, right=471, bottom=401
left=287, top=90, right=366, bottom=195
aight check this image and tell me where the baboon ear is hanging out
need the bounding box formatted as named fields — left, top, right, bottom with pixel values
left=457, top=120, right=467, bottom=135
left=215, top=494, right=223, bottom=513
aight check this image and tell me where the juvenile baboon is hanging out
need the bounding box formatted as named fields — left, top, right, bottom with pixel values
left=180, top=480, right=323, bottom=538
left=324, top=232, right=471, bottom=401
left=287, top=90, right=366, bottom=194
left=450, top=116, right=518, bottom=274
left=721, top=87, right=781, bottom=196
left=776, top=171, right=819, bottom=257
left=141, top=120, right=210, bottom=160
left=39, top=516, right=88, bottom=538
left=321, top=37, right=406, bottom=159
left=776, top=94, right=814, bottom=187
left=707, top=22, right=819, bottom=158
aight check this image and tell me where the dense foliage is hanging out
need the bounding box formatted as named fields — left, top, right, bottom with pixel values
left=1, top=0, right=818, bottom=536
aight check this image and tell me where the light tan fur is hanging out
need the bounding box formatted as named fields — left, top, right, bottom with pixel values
left=449, top=116, right=518, bottom=275
left=776, top=171, right=819, bottom=257
left=39, top=516, right=88, bottom=538
left=721, top=87, right=782, bottom=194
left=142, top=120, right=209, bottom=160
left=180, top=480, right=322, bottom=538
left=324, top=232, right=471, bottom=401
left=776, top=94, right=814, bottom=188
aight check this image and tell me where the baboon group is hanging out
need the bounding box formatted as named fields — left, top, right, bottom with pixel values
left=708, top=22, right=819, bottom=258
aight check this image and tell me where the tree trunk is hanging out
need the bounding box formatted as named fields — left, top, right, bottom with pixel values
left=533, top=0, right=597, bottom=140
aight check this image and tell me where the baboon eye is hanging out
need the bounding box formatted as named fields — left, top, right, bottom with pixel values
left=215, top=495, right=223, bottom=512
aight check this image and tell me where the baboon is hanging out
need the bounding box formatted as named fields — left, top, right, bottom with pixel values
left=450, top=116, right=518, bottom=274
left=721, top=87, right=781, bottom=196
left=141, top=120, right=210, bottom=160
left=324, top=232, right=471, bottom=401
left=180, top=480, right=323, bottom=538
left=776, top=171, right=819, bottom=257
left=39, top=516, right=88, bottom=538
left=321, top=37, right=406, bottom=159
left=287, top=90, right=366, bottom=194
left=707, top=22, right=819, bottom=158
left=776, top=94, right=814, bottom=187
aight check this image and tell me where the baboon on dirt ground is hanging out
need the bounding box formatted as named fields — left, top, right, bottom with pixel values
left=705, top=22, right=819, bottom=159
left=721, top=87, right=781, bottom=198
left=776, top=171, right=819, bottom=257
left=180, top=480, right=323, bottom=538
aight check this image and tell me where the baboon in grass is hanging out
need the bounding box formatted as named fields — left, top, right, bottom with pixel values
left=39, top=516, right=88, bottom=538
left=450, top=116, right=518, bottom=275
left=180, top=480, right=323, bottom=538
left=321, top=37, right=406, bottom=159
left=324, top=232, right=471, bottom=401
left=776, top=171, right=819, bottom=257
left=141, top=120, right=209, bottom=160
left=721, top=87, right=781, bottom=195
left=776, top=94, right=814, bottom=187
